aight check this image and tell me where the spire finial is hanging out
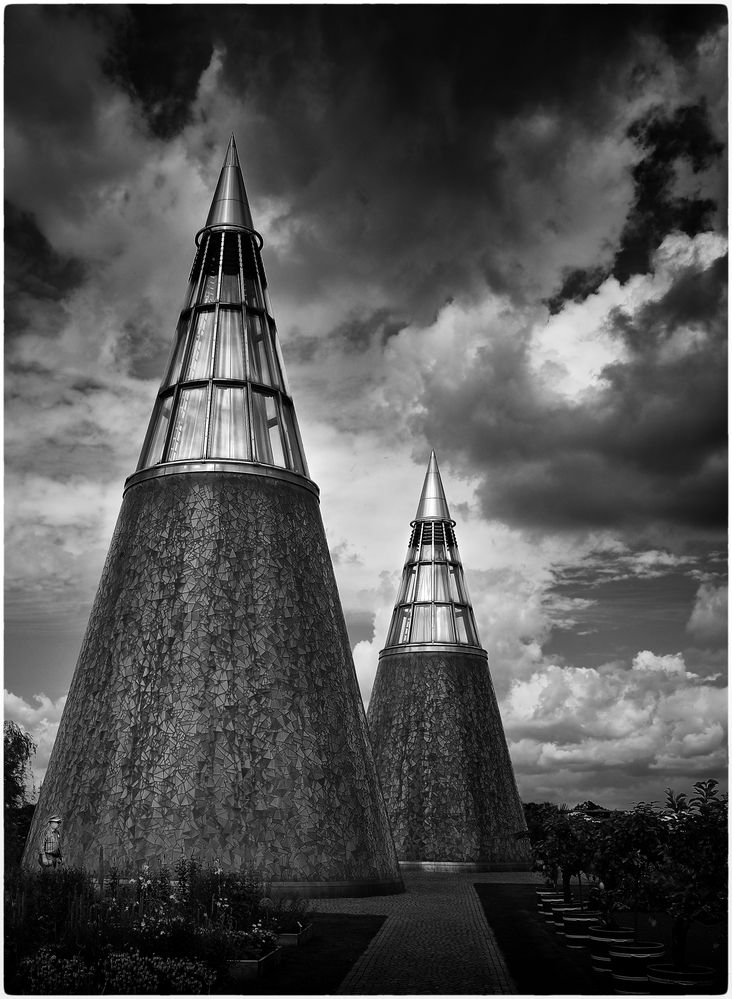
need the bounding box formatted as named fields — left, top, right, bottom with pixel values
left=414, top=450, right=452, bottom=522
left=204, top=134, right=254, bottom=230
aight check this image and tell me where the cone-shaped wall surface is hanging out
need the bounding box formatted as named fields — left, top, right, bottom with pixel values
left=23, top=137, right=402, bottom=897
left=367, top=453, right=531, bottom=869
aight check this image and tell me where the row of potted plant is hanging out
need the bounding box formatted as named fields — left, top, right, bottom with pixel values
left=4, top=856, right=314, bottom=993
left=529, top=778, right=727, bottom=993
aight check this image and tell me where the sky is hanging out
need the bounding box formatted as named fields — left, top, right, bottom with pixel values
left=4, top=5, right=728, bottom=808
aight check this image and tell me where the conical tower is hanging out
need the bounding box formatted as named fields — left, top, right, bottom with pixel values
left=23, top=137, right=402, bottom=896
left=367, top=452, right=531, bottom=869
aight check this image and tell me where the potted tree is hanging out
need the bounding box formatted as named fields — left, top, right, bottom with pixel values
left=593, top=803, right=668, bottom=991
left=535, top=808, right=600, bottom=939
left=586, top=804, right=668, bottom=978
left=646, top=779, right=727, bottom=994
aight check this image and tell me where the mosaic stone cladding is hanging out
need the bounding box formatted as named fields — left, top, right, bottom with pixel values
left=367, top=649, right=531, bottom=868
left=23, top=472, right=402, bottom=894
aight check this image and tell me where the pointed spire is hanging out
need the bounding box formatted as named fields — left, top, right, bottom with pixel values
left=133, top=135, right=309, bottom=481
left=204, top=134, right=255, bottom=231
left=414, top=451, right=452, bottom=522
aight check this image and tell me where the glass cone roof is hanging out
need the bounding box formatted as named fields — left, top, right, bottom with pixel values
left=135, top=136, right=308, bottom=479
left=383, top=452, right=482, bottom=650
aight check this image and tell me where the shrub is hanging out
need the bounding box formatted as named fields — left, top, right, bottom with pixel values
left=103, top=950, right=215, bottom=994
left=18, top=946, right=95, bottom=995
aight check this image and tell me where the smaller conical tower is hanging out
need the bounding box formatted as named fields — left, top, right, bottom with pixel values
left=367, top=452, right=531, bottom=869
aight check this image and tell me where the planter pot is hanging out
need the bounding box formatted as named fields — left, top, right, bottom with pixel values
left=609, top=942, right=665, bottom=995
left=550, top=902, right=583, bottom=934
left=227, top=947, right=282, bottom=982
left=277, top=922, right=314, bottom=946
left=536, top=890, right=562, bottom=908
left=563, top=911, right=602, bottom=949
left=538, top=894, right=566, bottom=918
left=646, top=963, right=717, bottom=995
left=589, top=927, right=635, bottom=974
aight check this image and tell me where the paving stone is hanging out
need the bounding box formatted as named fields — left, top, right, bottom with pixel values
left=317, top=868, right=540, bottom=994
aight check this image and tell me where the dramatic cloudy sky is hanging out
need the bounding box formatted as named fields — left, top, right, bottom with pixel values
left=5, top=5, right=728, bottom=807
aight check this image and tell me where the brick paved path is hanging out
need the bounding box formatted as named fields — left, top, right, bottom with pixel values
left=316, top=869, right=539, bottom=994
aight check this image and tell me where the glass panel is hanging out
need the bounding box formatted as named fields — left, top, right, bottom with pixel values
left=185, top=240, right=206, bottom=309
left=448, top=564, right=466, bottom=603
left=185, top=309, right=215, bottom=380
left=162, top=315, right=191, bottom=388
left=264, top=394, right=286, bottom=466
left=407, top=530, right=421, bottom=564
left=168, top=386, right=208, bottom=461
left=434, top=604, right=455, bottom=643
left=219, top=233, right=241, bottom=303
left=386, top=610, right=400, bottom=646
left=465, top=609, right=478, bottom=645
left=242, top=239, right=263, bottom=309
left=394, top=606, right=412, bottom=644
left=411, top=605, right=431, bottom=643
left=215, top=309, right=245, bottom=379
left=454, top=606, right=469, bottom=643
left=196, top=234, right=221, bottom=306
left=455, top=606, right=477, bottom=644
left=210, top=386, right=248, bottom=459
left=420, top=530, right=433, bottom=561
left=139, top=394, right=173, bottom=468
left=251, top=390, right=273, bottom=464
left=433, top=535, right=447, bottom=560
left=398, top=565, right=418, bottom=603
left=415, top=564, right=432, bottom=602
left=267, top=321, right=284, bottom=389
left=248, top=314, right=273, bottom=385
left=434, top=564, right=450, bottom=602
left=281, top=400, right=304, bottom=474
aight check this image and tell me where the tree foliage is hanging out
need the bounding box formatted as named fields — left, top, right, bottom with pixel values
left=4, top=721, right=37, bottom=869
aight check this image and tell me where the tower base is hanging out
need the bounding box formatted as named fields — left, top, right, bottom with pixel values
left=368, top=648, right=532, bottom=868
left=398, top=860, right=533, bottom=873
left=23, top=470, right=402, bottom=894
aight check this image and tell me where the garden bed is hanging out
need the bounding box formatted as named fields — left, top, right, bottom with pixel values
left=4, top=861, right=384, bottom=994
left=218, top=913, right=386, bottom=995
left=474, top=883, right=726, bottom=995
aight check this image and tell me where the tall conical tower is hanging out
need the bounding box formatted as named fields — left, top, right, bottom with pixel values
left=23, top=137, right=402, bottom=897
left=367, top=452, right=531, bottom=869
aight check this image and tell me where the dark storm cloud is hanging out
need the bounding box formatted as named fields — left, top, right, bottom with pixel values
left=4, top=202, right=87, bottom=339
left=417, top=244, right=726, bottom=534
left=334, top=310, right=408, bottom=353
left=102, top=6, right=726, bottom=141
left=547, top=102, right=725, bottom=312
left=104, top=7, right=214, bottom=138
left=84, top=5, right=727, bottom=325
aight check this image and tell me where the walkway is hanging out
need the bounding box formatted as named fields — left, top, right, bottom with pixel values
left=316, top=869, right=539, bottom=994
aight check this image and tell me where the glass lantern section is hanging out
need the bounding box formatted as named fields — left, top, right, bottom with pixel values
left=136, top=227, right=308, bottom=476
left=384, top=520, right=481, bottom=648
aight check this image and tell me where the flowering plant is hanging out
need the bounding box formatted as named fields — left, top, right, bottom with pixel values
left=195, top=920, right=279, bottom=960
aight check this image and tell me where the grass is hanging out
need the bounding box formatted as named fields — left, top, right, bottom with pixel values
left=475, top=883, right=727, bottom=996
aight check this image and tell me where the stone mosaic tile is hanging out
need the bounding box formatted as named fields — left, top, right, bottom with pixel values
left=24, top=472, right=401, bottom=892
left=367, top=650, right=532, bottom=867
